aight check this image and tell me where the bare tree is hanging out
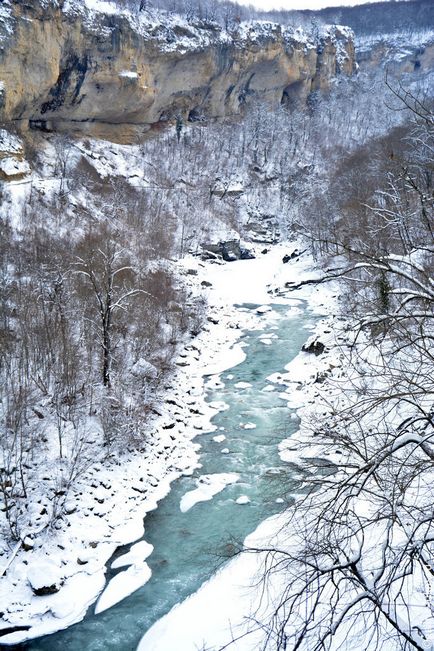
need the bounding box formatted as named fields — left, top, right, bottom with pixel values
left=228, top=90, right=434, bottom=651
left=74, top=224, right=152, bottom=388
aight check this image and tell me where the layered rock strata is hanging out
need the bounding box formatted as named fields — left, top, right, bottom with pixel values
left=0, top=0, right=355, bottom=142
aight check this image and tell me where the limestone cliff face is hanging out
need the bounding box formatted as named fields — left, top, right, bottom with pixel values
left=0, top=1, right=355, bottom=142
left=357, top=37, right=434, bottom=76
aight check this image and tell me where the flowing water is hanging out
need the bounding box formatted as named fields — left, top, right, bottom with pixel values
left=18, top=302, right=315, bottom=651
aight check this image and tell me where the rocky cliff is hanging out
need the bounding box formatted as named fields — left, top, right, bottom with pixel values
left=0, top=0, right=355, bottom=143
left=357, top=35, right=434, bottom=75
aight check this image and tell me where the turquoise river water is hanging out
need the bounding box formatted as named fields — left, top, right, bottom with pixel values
left=12, top=302, right=314, bottom=651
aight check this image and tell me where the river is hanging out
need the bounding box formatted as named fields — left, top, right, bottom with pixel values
left=19, top=301, right=314, bottom=651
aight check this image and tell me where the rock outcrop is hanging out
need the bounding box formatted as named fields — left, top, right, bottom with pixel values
left=0, top=128, right=30, bottom=180
left=201, top=240, right=255, bottom=262
left=0, top=0, right=355, bottom=142
left=357, top=36, right=434, bottom=75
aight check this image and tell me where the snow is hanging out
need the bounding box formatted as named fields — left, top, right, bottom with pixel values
left=131, top=358, right=159, bottom=379
left=111, top=541, right=154, bottom=570
left=0, top=2, right=13, bottom=38
left=27, top=561, right=62, bottom=593
left=357, top=28, right=434, bottom=53
left=0, top=157, right=30, bottom=178
left=83, top=0, right=118, bottom=14
left=0, top=240, right=344, bottom=643
left=0, top=572, right=106, bottom=644
left=179, top=473, right=239, bottom=513
left=137, top=513, right=285, bottom=651
left=94, top=562, right=152, bottom=614
left=240, top=422, right=256, bottom=430
left=209, top=400, right=229, bottom=411
left=234, top=381, right=252, bottom=389
left=236, top=495, right=250, bottom=505
left=212, top=434, right=226, bottom=443
left=119, top=70, right=138, bottom=79
left=202, top=344, right=246, bottom=376
left=0, top=129, right=24, bottom=155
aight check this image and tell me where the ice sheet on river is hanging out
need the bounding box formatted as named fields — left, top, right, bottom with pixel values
left=202, top=343, right=246, bottom=377
left=95, top=562, right=152, bottom=614
left=180, top=473, right=239, bottom=513
left=111, top=540, right=154, bottom=570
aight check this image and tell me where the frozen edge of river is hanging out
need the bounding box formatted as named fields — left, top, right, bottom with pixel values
left=137, top=256, right=346, bottom=651
left=0, top=243, right=331, bottom=645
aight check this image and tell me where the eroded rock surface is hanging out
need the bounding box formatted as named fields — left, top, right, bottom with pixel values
left=0, top=1, right=355, bottom=142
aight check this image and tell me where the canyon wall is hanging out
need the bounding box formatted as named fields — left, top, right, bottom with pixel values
left=0, top=0, right=355, bottom=143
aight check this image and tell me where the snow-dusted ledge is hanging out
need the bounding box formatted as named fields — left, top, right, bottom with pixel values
left=0, top=244, right=329, bottom=645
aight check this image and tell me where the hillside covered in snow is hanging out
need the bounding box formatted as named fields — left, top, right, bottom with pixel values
left=0, top=0, right=433, bottom=649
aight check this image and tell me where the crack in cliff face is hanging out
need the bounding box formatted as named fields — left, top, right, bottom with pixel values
left=0, top=1, right=356, bottom=142
left=41, top=53, right=89, bottom=114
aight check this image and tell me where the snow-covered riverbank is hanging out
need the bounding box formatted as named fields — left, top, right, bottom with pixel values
left=0, top=243, right=338, bottom=645
left=136, top=258, right=434, bottom=651
left=136, top=253, right=348, bottom=651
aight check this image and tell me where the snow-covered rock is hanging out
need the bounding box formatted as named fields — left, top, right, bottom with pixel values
left=234, top=381, right=252, bottom=389
left=0, top=156, right=30, bottom=181
left=256, top=305, right=273, bottom=315
left=27, top=561, right=63, bottom=596
left=0, top=129, right=24, bottom=156
left=131, top=358, right=159, bottom=380
left=240, top=422, right=257, bottom=430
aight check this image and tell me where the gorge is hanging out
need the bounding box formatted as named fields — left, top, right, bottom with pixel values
left=1, top=0, right=433, bottom=649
